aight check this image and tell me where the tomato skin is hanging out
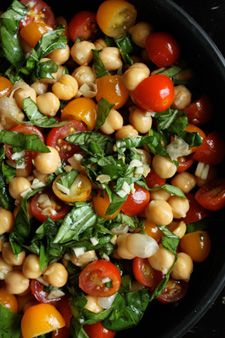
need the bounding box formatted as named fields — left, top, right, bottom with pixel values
left=0, top=289, right=18, bottom=313
left=30, top=280, right=62, bottom=304
left=79, top=260, right=121, bottom=297
left=132, top=75, right=174, bottom=112
left=146, top=170, right=166, bottom=188
left=68, top=11, right=97, bottom=42
left=184, top=95, right=213, bottom=126
left=92, top=190, right=121, bottom=220
left=133, top=257, right=162, bottom=289
left=84, top=322, right=116, bottom=338
left=180, top=231, right=211, bottom=262
left=157, top=280, right=188, bottom=303
left=20, top=0, right=56, bottom=28
left=193, top=132, right=225, bottom=165
left=182, top=193, right=210, bottom=224
left=177, top=155, right=194, bottom=173
left=52, top=297, right=72, bottom=338
left=145, top=32, right=180, bottom=68
left=0, top=76, right=13, bottom=98
left=121, top=184, right=150, bottom=216
left=20, top=20, right=49, bottom=47
left=195, top=178, right=225, bottom=211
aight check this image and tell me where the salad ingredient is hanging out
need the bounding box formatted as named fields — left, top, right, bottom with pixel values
left=30, top=280, right=62, bottom=304
left=171, top=252, right=193, bottom=281
left=173, top=84, right=192, bottom=110
left=157, top=280, right=188, bottom=303
left=121, top=183, right=150, bottom=216
left=2, top=242, right=25, bottom=266
left=0, top=207, right=14, bottom=234
left=22, top=254, right=42, bottom=279
left=179, top=231, right=211, bottom=262
left=0, top=288, right=18, bottom=312
left=43, top=262, right=68, bottom=287
left=20, top=0, right=56, bottom=28
left=0, top=76, right=13, bottom=97
left=167, top=196, right=190, bottom=218
left=68, top=11, right=97, bottom=42
left=152, top=154, right=177, bottom=179
left=48, top=45, right=70, bottom=65
left=123, top=62, right=150, bottom=91
left=129, top=107, right=152, bottom=134
left=33, top=146, right=61, bottom=174
left=171, top=172, right=196, bottom=193
left=71, top=40, right=95, bottom=66
left=129, top=21, right=152, bottom=48
left=36, top=92, right=60, bottom=117
left=5, top=271, right=29, bottom=295
left=52, top=74, right=78, bottom=101
left=148, top=245, right=176, bottom=274
left=145, top=200, right=173, bottom=225
left=84, top=321, right=116, bottom=338
left=184, top=95, right=213, bottom=125
left=193, top=132, right=225, bottom=164
left=195, top=178, right=225, bottom=211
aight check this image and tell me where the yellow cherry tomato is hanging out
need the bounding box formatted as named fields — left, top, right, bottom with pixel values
left=92, top=190, right=121, bottom=220
left=0, top=288, right=18, bottom=313
left=20, top=21, right=49, bottom=48
left=21, top=303, right=65, bottom=338
left=52, top=173, right=92, bottom=203
left=61, top=97, right=97, bottom=130
left=0, top=76, right=13, bottom=98
left=96, top=0, right=137, bottom=38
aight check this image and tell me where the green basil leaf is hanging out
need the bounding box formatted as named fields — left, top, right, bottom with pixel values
left=71, top=318, right=89, bottom=338
left=2, top=162, right=16, bottom=183
left=112, top=213, right=141, bottom=230
left=158, top=225, right=180, bottom=255
left=114, top=35, right=133, bottom=65
left=92, top=49, right=109, bottom=78
left=182, top=131, right=203, bottom=147
left=95, top=98, right=114, bottom=130
left=149, top=269, right=171, bottom=301
left=105, top=191, right=126, bottom=216
left=57, top=170, right=78, bottom=189
left=0, top=305, right=22, bottom=338
left=154, top=109, right=180, bottom=130
left=35, top=59, right=58, bottom=79
left=150, top=184, right=185, bottom=198
left=0, top=174, right=13, bottom=210
left=146, top=129, right=169, bottom=156
left=154, top=66, right=182, bottom=78
left=186, top=219, right=210, bottom=233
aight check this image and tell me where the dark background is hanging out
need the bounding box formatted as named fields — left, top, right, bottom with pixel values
left=173, top=2, right=225, bottom=337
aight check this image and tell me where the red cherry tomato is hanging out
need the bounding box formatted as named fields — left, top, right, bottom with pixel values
left=132, top=257, right=162, bottom=289
left=184, top=95, right=213, bottom=126
left=195, top=178, right=225, bottom=211
left=121, top=183, right=150, bottom=216
left=145, top=32, right=180, bottom=67
left=157, top=280, right=188, bottom=304
left=46, top=120, right=86, bottom=160
left=84, top=322, right=116, bottom=338
left=20, top=0, right=56, bottom=28
left=52, top=297, right=72, bottom=338
left=146, top=170, right=166, bottom=188
left=52, top=327, right=70, bottom=338
left=132, top=75, right=174, bottom=112
left=193, top=132, right=225, bottom=165
left=30, top=280, right=62, bottom=304
left=79, top=260, right=121, bottom=297
left=177, top=155, right=194, bottom=173
left=30, top=191, right=70, bottom=222
left=68, top=11, right=97, bottom=42
left=182, top=193, right=210, bottom=224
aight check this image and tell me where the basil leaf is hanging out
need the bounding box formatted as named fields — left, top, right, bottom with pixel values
left=35, top=59, right=58, bottom=79
left=186, top=219, right=209, bottom=233
left=112, top=213, right=142, bottom=231
left=146, top=129, right=169, bottom=156
left=0, top=175, right=12, bottom=210
left=2, top=162, right=16, bottom=183
left=182, top=131, right=203, bottom=147
left=158, top=225, right=179, bottom=255
left=150, top=184, right=185, bottom=198
left=92, top=49, right=109, bottom=78
left=106, top=191, right=126, bottom=216
left=0, top=305, right=22, bottom=338
left=114, top=35, right=133, bottom=65
left=95, top=98, right=114, bottom=130
left=71, top=319, right=89, bottom=338
left=0, top=130, right=50, bottom=153
left=57, top=170, right=78, bottom=189
left=155, top=66, right=182, bottom=78
left=154, top=109, right=180, bottom=130
left=149, top=269, right=171, bottom=301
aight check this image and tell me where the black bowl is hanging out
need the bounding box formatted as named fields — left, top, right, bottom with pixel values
left=2, top=0, right=225, bottom=337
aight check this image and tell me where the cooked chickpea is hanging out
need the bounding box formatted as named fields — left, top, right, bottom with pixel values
left=168, top=196, right=190, bottom=218
left=9, top=177, right=31, bottom=200
left=48, top=45, right=70, bottom=65
left=168, top=221, right=187, bottom=239
left=33, top=146, right=61, bottom=174
left=22, top=254, right=42, bottom=279
left=173, top=85, right=192, bottom=110
left=94, top=38, right=107, bottom=50
left=2, top=242, right=25, bottom=266
left=100, top=109, right=123, bottom=135
left=43, top=262, right=68, bottom=287
left=129, top=22, right=152, bottom=47
left=152, top=155, right=177, bottom=179
left=0, top=257, right=12, bottom=279
left=116, top=234, right=134, bottom=259
left=0, top=208, right=14, bottom=234
left=145, top=200, right=173, bottom=225
left=171, top=172, right=196, bottom=193
left=129, top=107, right=152, bottom=133
left=52, top=74, right=78, bottom=100
left=36, top=92, right=60, bottom=116
left=171, top=252, right=193, bottom=281
left=5, top=271, right=29, bottom=295
left=72, top=66, right=96, bottom=86
left=148, top=245, right=176, bottom=274
left=70, top=250, right=97, bottom=267
left=71, top=41, right=95, bottom=65
left=31, top=81, right=48, bottom=95
left=150, top=189, right=170, bottom=201
left=99, top=47, right=122, bottom=71
left=115, top=125, right=138, bottom=139
left=14, top=86, right=36, bottom=109
left=123, top=63, right=150, bottom=91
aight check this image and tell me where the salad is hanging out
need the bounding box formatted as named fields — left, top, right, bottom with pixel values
left=0, top=0, right=225, bottom=337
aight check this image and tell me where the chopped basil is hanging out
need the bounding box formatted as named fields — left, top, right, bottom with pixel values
left=158, top=225, right=180, bottom=255
left=92, top=49, right=109, bottom=78
left=95, top=98, right=114, bottom=130
left=57, top=170, right=78, bottom=189
left=150, top=184, right=185, bottom=198
left=114, top=35, right=134, bottom=65
left=105, top=190, right=126, bottom=216
left=34, top=59, right=58, bottom=79
left=0, top=305, right=22, bottom=338
left=186, top=218, right=210, bottom=233
left=0, top=147, right=13, bottom=209
left=1, top=162, right=16, bottom=183
left=149, top=269, right=171, bottom=301
left=154, top=66, right=182, bottom=78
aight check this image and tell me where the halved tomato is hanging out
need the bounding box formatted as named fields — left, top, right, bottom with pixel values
left=121, top=183, right=150, bottom=216
left=195, top=178, right=225, bottom=211
left=84, top=322, right=116, bottom=338
left=68, top=11, right=98, bottom=42
left=146, top=170, right=166, bottom=188
left=157, top=279, right=188, bottom=303
left=30, top=280, right=62, bottom=304
left=182, top=193, right=210, bottom=224
left=20, top=0, right=56, bottom=28
left=133, top=257, right=162, bottom=289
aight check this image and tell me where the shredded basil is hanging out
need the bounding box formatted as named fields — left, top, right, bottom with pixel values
left=158, top=225, right=180, bottom=255
left=57, top=170, right=78, bottom=189
left=149, top=184, right=185, bottom=198
left=114, top=35, right=134, bottom=65
left=92, top=49, right=109, bottom=78
left=0, top=305, right=22, bottom=338
left=186, top=218, right=210, bottom=233
left=95, top=98, right=114, bottom=130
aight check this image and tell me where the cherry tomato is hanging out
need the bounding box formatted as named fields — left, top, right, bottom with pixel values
left=177, top=155, right=194, bottom=173
left=145, top=32, right=180, bottom=68
left=46, top=120, right=86, bottom=160
left=146, top=169, right=166, bottom=188
left=68, top=11, right=98, bottom=42
left=96, top=75, right=129, bottom=109
left=0, top=288, right=18, bottom=313
left=92, top=190, right=121, bottom=220
left=20, top=21, right=49, bottom=47
left=96, top=0, right=137, bottom=38
left=30, top=280, right=62, bottom=304
left=21, top=303, right=65, bottom=338
left=0, top=76, right=13, bottom=98
left=79, top=259, right=121, bottom=297
left=52, top=297, right=72, bottom=338
left=157, top=280, right=188, bottom=303
left=61, top=98, right=97, bottom=130
left=184, top=124, right=206, bottom=153
left=84, top=322, right=116, bottom=338
left=184, top=95, right=213, bottom=125
left=132, top=75, right=174, bottom=112
left=193, top=132, right=225, bottom=165
left=144, top=220, right=162, bottom=242
left=182, top=193, right=210, bottom=224
left=52, top=327, right=70, bottom=338
left=121, top=184, right=150, bottom=216
left=20, top=0, right=56, bottom=28
left=133, top=257, right=162, bottom=288
left=179, top=231, right=211, bottom=262
left=195, top=178, right=225, bottom=211
left=30, top=191, right=70, bottom=222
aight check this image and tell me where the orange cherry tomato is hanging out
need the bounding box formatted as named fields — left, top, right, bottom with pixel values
left=96, top=75, right=129, bottom=109
left=179, top=231, right=211, bottom=262
left=0, top=288, right=18, bottom=313
left=61, top=98, right=97, bottom=130
left=144, top=220, right=162, bottom=242
left=184, top=124, right=206, bottom=152
left=20, top=21, right=50, bottom=47
left=92, top=190, right=121, bottom=220
left=96, top=0, right=137, bottom=38
left=20, top=0, right=56, bottom=28
left=21, top=303, right=65, bottom=338
left=0, top=76, right=13, bottom=98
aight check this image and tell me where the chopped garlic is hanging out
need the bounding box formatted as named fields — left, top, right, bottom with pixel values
left=90, top=237, right=99, bottom=246
left=129, top=159, right=143, bottom=168
left=31, top=178, right=45, bottom=189
left=102, top=277, right=111, bottom=284
left=73, top=247, right=85, bottom=257
left=96, top=174, right=111, bottom=184
left=11, top=151, right=25, bottom=161
left=195, top=162, right=210, bottom=180
left=47, top=288, right=65, bottom=300
left=20, top=188, right=33, bottom=198
left=55, top=182, right=71, bottom=195
left=167, top=136, right=191, bottom=161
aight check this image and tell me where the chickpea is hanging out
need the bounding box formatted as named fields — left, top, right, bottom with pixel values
left=116, top=234, right=134, bottom=259
left=145, top=200, right=173, bottom=226
left=43, top=262, right=68, bottom=287
left=5, top=271, right=29, bottom=295
left=2, top=242, right=25, bottom=266
left=115, top=125, right=138, bottom=139
left=31, top=81, right=48, bottom=95
left=16, top=166, right=32, bottom=178
left=123, top=63, right=150, bottom=91
left=129, top=22, right=152, bottom=47
left=9, top=177, right=31, bottom=200
left=48, top=45, right=70, bottom=65
left=171, top=252, right=193, bottom=281
left=33, top=169, right=48, bottom=184
left=52, top=74, right=78, bottom=100
left=152, top=155, right=177, bottom=179
left=71, top=41, right=95, bottom=65
left=14, top=86, right=36, bottom=109
left=129, top=107, right=152, bottom=133
left=36, top=92, right=60, bottom=116
left=168, top=221, right=187, bottom=239
left=94, top=38, right=108, bottom=50
left=100, top=109, right=123, bottom=135
left=148, top=245, right=176, bottom=274
left=0, top=257, right=12, bottom=279
left=99, top=47, right=122, bottom=71
left=70, top=250, right=97, bottom=267
left=168, top=196, right=190, bottom=219
left=0, top=208, right=14, bottom=234
left=150, top=189, right=170, bottom=201
left=173, top=85, right=192, bottom=110
left=125, top=233, right=159, bottom=258
left=33, top=146, right=61, bottom=174
left=72, top=66, right=96, bottom=86
left=22, top=254, right=42, bottom=279
left=171, top=172, right=196, bottom=193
